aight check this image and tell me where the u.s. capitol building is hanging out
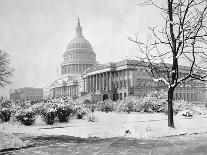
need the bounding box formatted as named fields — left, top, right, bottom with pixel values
left=47, top=19, right=206, bottom=102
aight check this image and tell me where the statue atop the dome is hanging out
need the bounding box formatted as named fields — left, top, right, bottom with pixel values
left=76, top=17, right=82, bottom=36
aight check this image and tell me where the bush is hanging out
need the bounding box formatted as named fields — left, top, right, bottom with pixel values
left=0, top=108, right=11, bottom=122
left=114, top=91, right=168, bottom=113
left=55, top=102, right=73, bottom=122
left=56, top=108, right=71, bottom=122
left=42, top=111, right=56, bottom=125
left=173, top=99, right=190, bottom=114
left=40, top=103, right=57, bottom=125
left=97, top=100, right=115, bottom=112
left=15, top=109, right=36, bottom=126
left=83, top=100, right=96, bottom=112
left=116, top=97, right=137, bottom=113
left=138, top=91, right=167, bottom=113
left=0, top=100, right=12, bottom=108
left=88, top=114, right=97, bottom=122
left=75, top=105, right=88, bottom=119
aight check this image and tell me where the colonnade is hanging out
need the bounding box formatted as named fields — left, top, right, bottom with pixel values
left=61, top=64, right=92, bottom=74
left=174, top=91, right=197, bottom=101
left=51, top=85, right=78, bottom=98
left=83, top=69, right=131, bottom=92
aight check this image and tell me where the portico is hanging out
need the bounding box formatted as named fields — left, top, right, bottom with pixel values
left=83, top=62, right=133, bottom=101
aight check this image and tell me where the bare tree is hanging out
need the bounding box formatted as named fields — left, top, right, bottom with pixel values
left=130, top=0, right=207, bottom=127
left=0, top=50, right=12, bottom=87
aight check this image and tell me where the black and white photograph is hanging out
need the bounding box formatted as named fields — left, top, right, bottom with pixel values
left=1, top=0, right=207, bottom=154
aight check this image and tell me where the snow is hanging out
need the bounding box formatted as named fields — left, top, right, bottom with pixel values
left=154, top=78, right=170, bottom=87
left=0, top=132, right=26, bottom=151
left=1, top=112, right=207, bottom=141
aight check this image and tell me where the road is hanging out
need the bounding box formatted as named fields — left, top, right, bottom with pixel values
left=2, top=133, right=207, bottom=155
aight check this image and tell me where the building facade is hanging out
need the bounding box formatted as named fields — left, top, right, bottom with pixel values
left=49, top=18, right=96, bottom=99
left=82, top=60, right=206, bottom=102
left=48, top=19, right=206, bottom=102
left=10, top=87, right=43, bottom=101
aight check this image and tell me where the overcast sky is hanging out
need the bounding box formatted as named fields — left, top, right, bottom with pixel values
left=0, top=0, right=162, bottom=97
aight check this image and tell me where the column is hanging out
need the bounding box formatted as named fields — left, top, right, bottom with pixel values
left=126, top=69, right=129, bottom=88
left=117, top=71, right=120, bottom=88
left=102, top=73, right=105, bottom=90
left=99, top=74, right=102, bottom=90
left=130, top=69, right=133, bottom=87
left=83, top=78, right=85, bottom=92
left=75, top=65, right=77, bottom=74
left=72, top=86, right=74, bottom=97
left=96, top=74, right=98, bottom=91
left=70, top=86, right=72, bottom=97
left=89, top=75, right=92, bottom=92
left=69, top=86, right=71, bottom=97
left=77, top=85, right=79, bottom=96
left=75, top=85, right=77, bottom=96
left=88, top=76, right=91, bottom=92
left=106, top=72, right=109, bottom=90
left=94, top=75, right=96, bottom=91
left=68, top=65, right=70, bottom=74
left=92, top=75, right=94, bottom=92
left=86, top=77, right=89, bottom=92
left=74, top=86, right=77, bottom=96
left=109, top=72, right=112, bottom=90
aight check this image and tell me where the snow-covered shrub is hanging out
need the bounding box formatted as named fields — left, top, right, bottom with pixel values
left=115, top=91, right=168, bottom=113
left=97, top=99, right=115, bottom=112
left=40, top=103, right=57, bottom=125
left=138, top=91, right=167, bottom=113
left=41, top=111, right=56, bottom=125
left=162, top=99, right=194, bottom=115
left=0, top=100, right=12, bottom=108
left=173, top=99, right=191, bottom=114
left=0, top=108, right=11, bottom=122
left=73, top=102, right=89, bottom=119
left=83, top=99, right=91, bottom=105
left=56, top=102, right=72, bottom=123
left=83, top=100, right=96, bottom=112
left=88, top=114, right=97, bottom=122
left=15, top=108, right=36, bottom=126
left=116, top=98, right=134, bottom=113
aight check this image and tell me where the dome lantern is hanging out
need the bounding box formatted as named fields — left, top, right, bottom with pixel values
left=76, top=17, right=82, bottom=36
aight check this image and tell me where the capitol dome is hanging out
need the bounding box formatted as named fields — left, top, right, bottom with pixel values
left=61, top=18, right=96, bottom=77
left=67, top=36, right=93, bottom=51
left=66, top=18, right=93, bottom=52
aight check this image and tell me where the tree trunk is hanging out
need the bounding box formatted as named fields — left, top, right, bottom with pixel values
left=168, top=87, right=174, bottom=128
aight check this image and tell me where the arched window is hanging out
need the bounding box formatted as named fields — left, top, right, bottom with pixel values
left=124, top=93, right=127, bottom=98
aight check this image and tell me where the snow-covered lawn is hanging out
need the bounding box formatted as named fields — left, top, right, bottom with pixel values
left=0, top=112, right=207, bottom=140
left=0, top=132, right=26, bottom=151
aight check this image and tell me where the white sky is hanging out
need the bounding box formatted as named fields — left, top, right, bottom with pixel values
left=0, top=0, right=162, bottom=97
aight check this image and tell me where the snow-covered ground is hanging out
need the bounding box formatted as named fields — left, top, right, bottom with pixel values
left=0, top=111, right=207, bottom=140
left=0, top=132, right=26, bottom=151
